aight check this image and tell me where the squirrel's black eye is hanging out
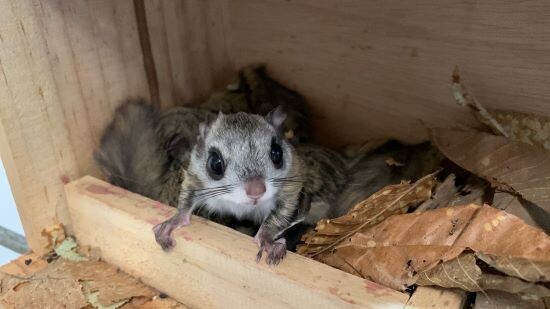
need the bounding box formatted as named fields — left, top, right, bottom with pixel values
left=270, top=138, right=283, bottom=169
left=207, top=150, right=225, bottom=180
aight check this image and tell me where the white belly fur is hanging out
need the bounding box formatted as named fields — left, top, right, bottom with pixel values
left=205, top=196, right=276, bottom=224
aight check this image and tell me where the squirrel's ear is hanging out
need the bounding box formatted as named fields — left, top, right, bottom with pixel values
left=197, top=121, right=211, bottom=151
left=198, top=122, right=210, bottom=141
left=197, top=112, right=221, bottom=146
left=265, top=105, right=287, bottom=130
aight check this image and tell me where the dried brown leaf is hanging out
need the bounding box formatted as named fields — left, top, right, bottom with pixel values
left=447, top=176, right=487, bottom=207
left=476, top=253, right=550, bottom=282
left=475, top=290, right=546, bottom=309
left=0, top=272, right=88, bottom=308
left=491, top=110, right=550, bottom=150
left=316, top=204, right=550, bottom=291
left=417, top=253, right=550, bottom=298
left=415, top=174, right=458, bottom=212
left=41, top=223, right=66, bottom=251
left=431, top=129, right=550, bottom=232
left=297, top=173, right=437, bottom=257
left=452, top=68, right=550, bottom=151
left=492, top=192, right=541, bottom=229
left=52, top=259, right=156, bottom=307
left=451, top=67, right=509, bottom=137
left=0, top=253, right=165, bottom=308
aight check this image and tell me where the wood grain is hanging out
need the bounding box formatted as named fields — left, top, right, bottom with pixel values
left=144, top=0, right=234, bottom=109
left=0, top=0, right=149, bottom=253
left=405, top=287, right=466, bottom=309
left=65, top=176, right=409, bottom=309
left=228, top=0, right=550, bottom=146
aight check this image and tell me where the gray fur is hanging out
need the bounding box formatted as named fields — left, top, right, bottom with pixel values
left=182, top=112, right=349, bottom=228
left=184, top=112, right=300, bottom=224
left=297, top=145, right=347, bottom=224
left=94, top=99, right=169, bottom=201
left=156, top=106, right=213, bottom=167
left=154, top=111, right=346, bottom=264
left=200, top=64, right=310, bottom=144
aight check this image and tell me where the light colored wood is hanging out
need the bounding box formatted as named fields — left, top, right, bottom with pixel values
left=0, top=0, right=149, bottom=254
left=228, top=0, right=550, bottom=146
left=65, top=176, right=409, bottom=309
left=405, top=287, right=467, bottom=309
left=145, top=0, right=234, bottom=109
left=0, top=253, right=48, bottom=277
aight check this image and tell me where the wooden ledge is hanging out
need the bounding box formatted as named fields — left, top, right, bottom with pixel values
left=64, top=176, right=409, bottom=308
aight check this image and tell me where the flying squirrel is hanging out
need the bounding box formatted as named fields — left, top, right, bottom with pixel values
left=153, top=107, right=348, bottom=264
left=95, top=102, right=441, bottom=264
left=94, top=65, right=442, bottom=264
left=95, top=64, right=310, bottom=208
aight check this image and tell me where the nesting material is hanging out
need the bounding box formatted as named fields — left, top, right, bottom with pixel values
left=296, top=68, right=550, bottom=299
left=0, top=238, right=185, bottom=309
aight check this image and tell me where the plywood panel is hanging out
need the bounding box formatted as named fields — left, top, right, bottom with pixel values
left=0, top=0, right=149, bottom=253
left=65, top=176, right=410, bottom=308
left=229, top=0, right=550, bottom=146
left=145, top=0, right=234, bottom=109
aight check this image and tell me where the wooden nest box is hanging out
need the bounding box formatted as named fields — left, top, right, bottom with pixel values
left=1, top=1, right=547, bottom=308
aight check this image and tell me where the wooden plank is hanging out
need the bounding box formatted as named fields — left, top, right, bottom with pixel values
left=228, top=0, right=550, bottom=146
left=405, top=287, right=467, bottom=309
left=0, top=0, right=149, bottom=253
left=145, top=0, right=234, bottom=108
left=65, top=176, right=409, bottom=309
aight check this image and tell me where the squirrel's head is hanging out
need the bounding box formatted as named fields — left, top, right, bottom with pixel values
left=188, top=106, right=297, bottom=209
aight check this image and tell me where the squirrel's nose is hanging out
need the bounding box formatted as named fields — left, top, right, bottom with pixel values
left=246, top=177, right=266, bottom=200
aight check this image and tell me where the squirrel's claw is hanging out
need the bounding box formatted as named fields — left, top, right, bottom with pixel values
left=255, top=236, right=287, bottom=265
left=153, top=210, right=191, bottom=251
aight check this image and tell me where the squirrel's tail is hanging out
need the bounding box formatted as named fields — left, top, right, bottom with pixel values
left=94, top=99, right=169, bottom=200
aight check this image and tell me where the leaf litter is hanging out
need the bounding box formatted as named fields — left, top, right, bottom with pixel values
left=297, top=173, right=438, bottom=257
left=302, top=203, right=549, bottom=296
left=0, top=236, right=185, bottom=309
left=297, top=68, right=550, bottom=300
left=431, top=129, right=550, bottom=232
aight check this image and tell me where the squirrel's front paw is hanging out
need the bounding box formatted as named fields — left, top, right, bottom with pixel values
left=153, top=221, right=175, bottom=251
left=152, top=210, right=191, bottom=251
left=256, top=237, right=287, bottom=265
